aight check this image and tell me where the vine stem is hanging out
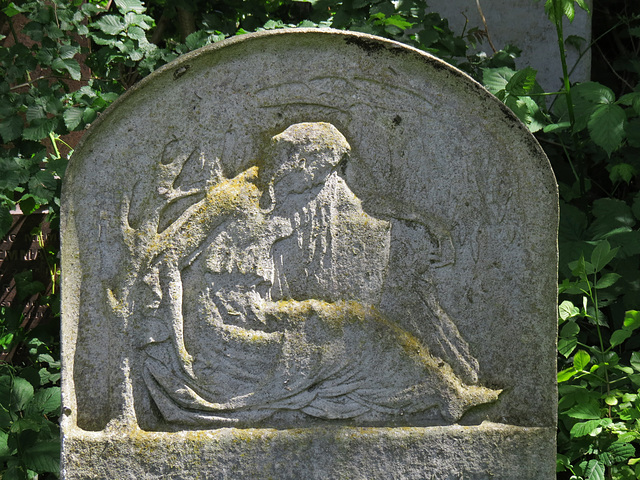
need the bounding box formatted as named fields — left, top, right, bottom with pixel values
left=552, top=0, right=575, bottom=127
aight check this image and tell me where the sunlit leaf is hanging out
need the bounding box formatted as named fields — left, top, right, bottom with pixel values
left=574, top=350, right=591, bottom=371
left=610, top=329, right=632, bottom=348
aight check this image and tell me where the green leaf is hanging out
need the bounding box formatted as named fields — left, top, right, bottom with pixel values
left=505, top=67, right=537, bottom=95
left=558, top=366, right=578, bottom=382
left=610, top=329, right=632, bottom=348
left=591, top=240, right=617, bottom=273
left=574, top=82, right=616, bottom=105
left=482, top=67, right=513, bottom=95
left=559, top=301, right=580, bottom=321
left=570, top=419, right=602, bottom=437
left=10, top=377, right=35, bottom=412
left=606, top=441, right=636, bottom=463
left=63, top=107, right=84, bottom=130
left=626, top=118, right=640, bottom=148
left=29, top=170, right=57, bottom=201
left=566, top=399, right=601, bottom=420
left=115, top=0, right=146, bottom=14
left=574, top=350, right=591, bottom=371
left=584, top=459, right=605, bottom=480
left=609, top=163, right=636, bottom=184
left=26, top=105, right=46, bottom=123
left=558, top=337, right=578, bottom=357
left=52, top=58, right=82, bottom=80
left=0, top=206, right=12, bottom=239
left=595, top=272, right=620, bottom=289
left=2, top=2, right=24, bottom=17
left=618, top=92, right=640, bottom=115
left=624, top=311, right=640, bottom=330
left=23, top=440, right=61, bottom=473
left=22, top=118, right=58, bottom=142
left=30, top=387, right=61, bottom=416
left=92, top=15, right=124, bottom=35
left=589, top=198, right=636, bottom=239
left=0, top=116, right=24, bottom=143
left=588, top=103, right=627, bottom=156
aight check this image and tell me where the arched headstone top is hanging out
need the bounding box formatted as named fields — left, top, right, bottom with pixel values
left=61, top=29, right=558, bottom=479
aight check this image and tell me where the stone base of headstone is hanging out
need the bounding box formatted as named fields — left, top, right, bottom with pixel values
left=62, top=424, right=555, bottom=479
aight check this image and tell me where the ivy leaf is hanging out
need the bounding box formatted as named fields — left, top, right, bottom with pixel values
left=588, top=103, right=627, bottom=156
left=589, top=198, right=636, bottom=240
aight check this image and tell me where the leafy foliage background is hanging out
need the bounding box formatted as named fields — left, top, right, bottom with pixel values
left=0, top=0, right=639, bottom=478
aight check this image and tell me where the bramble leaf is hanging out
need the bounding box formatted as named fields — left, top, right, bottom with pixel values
left=609, top=163, right=636, bottom=184
left=588, top=103, right=626, bottom=156
left=505, top=67, right=537, bottom=95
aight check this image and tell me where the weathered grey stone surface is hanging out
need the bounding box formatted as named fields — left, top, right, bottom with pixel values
left=61, top=29, right=558, bottom=479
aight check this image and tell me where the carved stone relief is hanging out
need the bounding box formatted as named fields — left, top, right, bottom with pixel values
left=107, top=122, right=500, bottom=429
left=61, top=29, right=558, bottom=479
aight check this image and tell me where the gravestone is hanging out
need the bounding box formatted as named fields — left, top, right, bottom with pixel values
left=61, top=29, right=558, bottom=479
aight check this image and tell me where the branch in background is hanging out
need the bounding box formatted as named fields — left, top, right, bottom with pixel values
left=475, top=0, right=496, bottom=53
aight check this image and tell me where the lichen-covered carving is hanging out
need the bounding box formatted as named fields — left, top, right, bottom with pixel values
left=107, top=122, right=500, bottom=429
